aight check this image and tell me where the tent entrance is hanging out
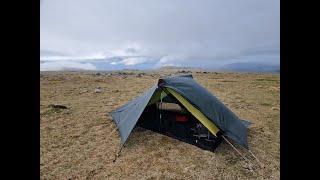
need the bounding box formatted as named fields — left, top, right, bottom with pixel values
left=136, top=88, right=223, bottom=151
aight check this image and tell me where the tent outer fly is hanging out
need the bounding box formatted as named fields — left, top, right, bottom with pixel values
left=110, top=74, right=252, bottom=152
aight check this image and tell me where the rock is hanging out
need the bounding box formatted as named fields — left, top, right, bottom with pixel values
left=95, top=87, right=102, bottom=93
left=47, top=104, right=68, bottom=109
left=270, top=107, right=280, bottom=111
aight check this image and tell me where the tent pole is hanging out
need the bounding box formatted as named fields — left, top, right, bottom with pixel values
left=159, top=89, right=163, bottom=132
left=222, top=135, right=253, bottom=165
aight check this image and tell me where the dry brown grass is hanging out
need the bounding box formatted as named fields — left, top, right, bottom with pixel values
left=40, top=71, right=280, bottom=180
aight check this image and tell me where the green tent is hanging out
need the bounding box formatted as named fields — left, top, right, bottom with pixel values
left=111, top=74, right=251, bottom=151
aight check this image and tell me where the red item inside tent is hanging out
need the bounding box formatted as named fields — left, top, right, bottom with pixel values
left=176, top=116, right=188, bottom=122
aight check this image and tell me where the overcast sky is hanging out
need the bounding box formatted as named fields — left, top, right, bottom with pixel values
left=40, top=0, right=279, bottom=71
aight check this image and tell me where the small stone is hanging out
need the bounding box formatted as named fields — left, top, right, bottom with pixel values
left=270, top=107, right=279, bottom=111
left=47, top=104, right=67, bottom=109
left=95, top=87, right=102, bottom=93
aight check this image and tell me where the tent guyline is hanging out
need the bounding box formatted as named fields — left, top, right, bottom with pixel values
left=222, top=135, right=264, bottom=168
left=110, top=74, right=255, bottom=161
left=222, top=135, right=253, bottom=165
left=248, top=149, right=264, bottom=168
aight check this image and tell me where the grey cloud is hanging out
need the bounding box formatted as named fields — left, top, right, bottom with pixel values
left=40, top=61, right=96, bottom=71
left=41, top=0, right=279, bottom=68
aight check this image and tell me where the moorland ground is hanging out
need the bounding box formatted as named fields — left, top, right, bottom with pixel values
left=40, top=70, right=280, bottom=180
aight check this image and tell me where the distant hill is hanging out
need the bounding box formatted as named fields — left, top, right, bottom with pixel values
left=222, top=62, right=280, bottom=73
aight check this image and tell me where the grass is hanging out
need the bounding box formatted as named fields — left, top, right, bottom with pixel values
left=255, top=79, right=279, bottom=82
left=40, top=71, right=280, bottom=180
left=220, top=80, right=238, bottom=83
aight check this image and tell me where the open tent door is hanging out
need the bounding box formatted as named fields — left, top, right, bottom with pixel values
left=137, top=87, right=223, bottom=151
left=165, top=88, right=220, bottom=136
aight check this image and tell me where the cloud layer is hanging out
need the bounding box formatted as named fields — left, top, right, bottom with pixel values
left=41, top=0, right=279, bottom=70
left=40, top=61, right=96, bottom=71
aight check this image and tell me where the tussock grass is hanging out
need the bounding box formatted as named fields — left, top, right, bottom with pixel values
left=40, top=71, right=280, bottom=180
